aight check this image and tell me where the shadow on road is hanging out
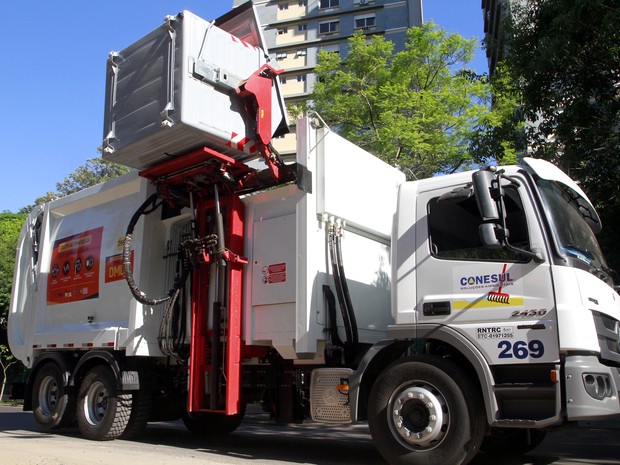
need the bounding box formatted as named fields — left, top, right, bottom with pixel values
left=2, top=405, right=620, bottom=465
left=139, top=412, right=387, bottom=465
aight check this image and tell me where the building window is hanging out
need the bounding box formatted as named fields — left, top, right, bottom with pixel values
left=279, top=2, right=289, bottom=10
left=319, top=20, right=339, bottom=35
left=297, top=23, right=307, bottom=32
left=280, top=76, right=288, bottom=85
left=354, top=14, right=376, bottom=30
left=297, top=74, right=307, bottom=82
left=276, top=52, right=288, bottom=60
left=277, top=27, right=288, bottom=35
left=296, top=49, right=307, bottom=57
left=299, top=0, right=308, bottom=6
left=320, top=0, right=339, bottom=9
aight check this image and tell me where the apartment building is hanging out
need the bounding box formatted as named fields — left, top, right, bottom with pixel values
left=233, top=0, right=423, bottom=153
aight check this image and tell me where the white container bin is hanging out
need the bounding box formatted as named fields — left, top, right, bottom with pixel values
left=101, top=10, right=287, bottom=170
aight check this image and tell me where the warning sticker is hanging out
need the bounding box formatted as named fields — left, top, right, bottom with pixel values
left=47, top=227, right=103, bottom=305
left=262, top=263, right=287, bottom=284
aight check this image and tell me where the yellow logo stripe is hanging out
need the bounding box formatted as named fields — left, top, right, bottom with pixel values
left=453, top=297, right=525, bottom=310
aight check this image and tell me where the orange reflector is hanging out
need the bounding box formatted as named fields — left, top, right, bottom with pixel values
left=550, top=369, right=559, bottom=383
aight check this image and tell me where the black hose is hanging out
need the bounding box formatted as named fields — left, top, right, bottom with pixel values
left=328, top=230, right=353, bottom=345
left=323, top=285, right=344, bottom=348
left=123, top=193, right=173, bottom=306
left=335, top=233, right=359, bottom=345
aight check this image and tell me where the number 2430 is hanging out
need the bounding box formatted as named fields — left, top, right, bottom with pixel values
left=498, top=340, right=545, bottom=359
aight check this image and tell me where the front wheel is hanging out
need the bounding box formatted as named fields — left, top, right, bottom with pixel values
left=368, top=356, right=486, bottom=465
left=76, top=365, right=131, bottom=440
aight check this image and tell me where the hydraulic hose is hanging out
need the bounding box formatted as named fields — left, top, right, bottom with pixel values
left=334, top=231, right=359, bottom=346
left=328, top=227, right=353, bottom=345
left=323, top=285, right=345, bottom=349
left=123, top=193, right=174, bottom=306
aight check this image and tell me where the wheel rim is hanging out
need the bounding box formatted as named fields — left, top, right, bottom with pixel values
left=83, top=380, right=109, bottom=426
left=38, top=375, right=59, bottom=416
left=388, top=382, right=449, bottom=450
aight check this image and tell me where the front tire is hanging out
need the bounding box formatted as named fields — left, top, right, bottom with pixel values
left=368, top=356, right=485, bottom=465
left=76, top=366, right=131, bottom=440
left=32, top=362, right=75, bottom=430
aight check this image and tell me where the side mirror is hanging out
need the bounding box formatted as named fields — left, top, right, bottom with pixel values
left=479, top=223, right=503, bottom=249
left=472, top=170, right=500, bottom=221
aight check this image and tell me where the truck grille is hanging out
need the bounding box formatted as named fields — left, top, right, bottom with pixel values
left=592, top=311, right=620, bottom=365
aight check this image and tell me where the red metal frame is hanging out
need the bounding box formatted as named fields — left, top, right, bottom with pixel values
left=185, top=191, right=247, bottom=414
left=139, top=59, right=294, bottom=412
left=142, top=147, right=253, bottom=415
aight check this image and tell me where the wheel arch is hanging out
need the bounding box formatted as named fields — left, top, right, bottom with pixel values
left=70, top=350, right=125, bottom=392
left=350, top=325, right=499, bottom=424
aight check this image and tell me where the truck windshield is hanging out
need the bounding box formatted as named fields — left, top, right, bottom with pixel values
left=536, top=178, right=614, bottom=284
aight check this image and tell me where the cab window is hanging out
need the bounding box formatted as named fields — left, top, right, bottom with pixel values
left=428, top=187, right=530, bottom=262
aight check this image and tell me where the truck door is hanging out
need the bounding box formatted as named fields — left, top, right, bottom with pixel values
left=415, top=177, right=560, bottom=366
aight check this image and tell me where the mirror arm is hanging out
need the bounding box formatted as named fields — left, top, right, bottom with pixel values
left=504, top=242, right=546, bottom=263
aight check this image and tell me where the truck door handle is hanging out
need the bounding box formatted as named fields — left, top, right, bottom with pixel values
left=423, top=301, right=451, bottom=316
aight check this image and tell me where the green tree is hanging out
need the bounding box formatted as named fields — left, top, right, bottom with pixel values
left=304, top=23, right=504, bottom=179
left=499, top=0, right=620, bottom=271
left=0, top=213, right=26, bottom=326
left=20, top=158, right=133, bottom=213
left=0, top=344, right=17, bottom=402
left=55, top=158, right=132, bottom=197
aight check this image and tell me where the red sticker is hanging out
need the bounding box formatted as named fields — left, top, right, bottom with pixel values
left=262, top=262, right=287, bottom=284
left=47, top=227, right=103, bottom=305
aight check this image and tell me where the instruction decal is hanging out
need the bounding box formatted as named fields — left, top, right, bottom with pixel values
left=47, top=227, right=103, bottom=305
left=262, top=262, right=287, bottom=284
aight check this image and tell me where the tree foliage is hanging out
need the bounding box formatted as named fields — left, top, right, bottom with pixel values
left=0, top=344, right=17, bottom=401
left=20, top=158, right=133, bottom=214
left=0, top=213, right=26, bottom=326
left=302, top=23, right=507, bottom=179
left=500, top=0, right=620, bottom=270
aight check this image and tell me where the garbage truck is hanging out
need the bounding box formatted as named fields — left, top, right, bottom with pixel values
left=8, top=5, right=620, bottom=465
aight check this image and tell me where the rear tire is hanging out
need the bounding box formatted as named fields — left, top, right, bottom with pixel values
left=121, top=390, right=152, bottom=439
left=368, top=356, right=486, bottom=465
left=32, top=362, right=75, bottom=430
left=76, top=366, right=131, bottom=440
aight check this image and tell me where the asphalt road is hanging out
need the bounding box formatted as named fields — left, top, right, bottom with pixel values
left=1, top=405, right=619, bottom=465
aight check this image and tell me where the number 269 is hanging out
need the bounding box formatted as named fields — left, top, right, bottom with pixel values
left=498, top=340, right=545, bottom=359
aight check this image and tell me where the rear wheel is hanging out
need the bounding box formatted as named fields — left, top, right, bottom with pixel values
left=32, top=362, right=75, bottom=430
left=368, top=356, right=486, bottom=465
left=76, top=366, right=131, bottom=440
left=121, top=390, right=152, bottom=439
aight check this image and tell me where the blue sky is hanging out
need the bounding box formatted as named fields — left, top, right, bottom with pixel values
left=0, top=0, right=485, bottom=213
